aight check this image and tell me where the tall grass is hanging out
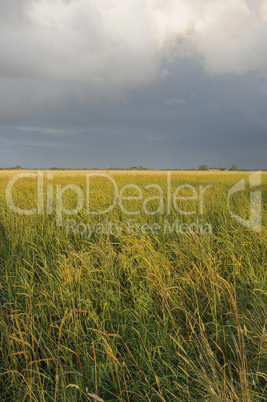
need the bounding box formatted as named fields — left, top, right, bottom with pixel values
left=0, top=171, right=266, bottom=401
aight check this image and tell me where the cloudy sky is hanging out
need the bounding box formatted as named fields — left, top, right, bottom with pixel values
left=0, top=0, right=267, bottom=169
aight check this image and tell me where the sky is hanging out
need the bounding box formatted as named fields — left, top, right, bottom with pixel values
left=0, top=0, right=267, bottom=169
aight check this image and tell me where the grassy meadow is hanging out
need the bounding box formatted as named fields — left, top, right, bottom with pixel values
left=0, top=170, right=266, bottom=401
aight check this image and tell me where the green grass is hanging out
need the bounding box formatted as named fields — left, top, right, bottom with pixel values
left=0, top=171, right=266, bottom=401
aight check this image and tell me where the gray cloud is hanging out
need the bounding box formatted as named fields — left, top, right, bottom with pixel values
left=0, top=0, right=266, bottom=168
left=186, top=1, right=267, bottom=75
left=1, top=1, right=267, bottom=85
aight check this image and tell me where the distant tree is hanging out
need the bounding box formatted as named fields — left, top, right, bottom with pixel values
left=231, top=165, right=238, bottom=171
left=199, top=165, right=208, bottom=171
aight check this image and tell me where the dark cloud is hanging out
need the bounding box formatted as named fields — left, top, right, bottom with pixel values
left=0, top=0, right=267, bottom=169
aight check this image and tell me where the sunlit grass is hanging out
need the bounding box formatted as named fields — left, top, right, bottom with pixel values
left=0, top=170, right=266, bottom=401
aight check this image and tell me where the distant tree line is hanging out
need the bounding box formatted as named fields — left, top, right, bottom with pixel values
left=198, top=165, right=239, bottom=171
left=0, top=165, right=265, bottom=171
left=0, top=165, right=24, bottom=170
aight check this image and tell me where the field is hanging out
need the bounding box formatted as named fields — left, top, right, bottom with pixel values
left=0, top=170, right=266, bottom=401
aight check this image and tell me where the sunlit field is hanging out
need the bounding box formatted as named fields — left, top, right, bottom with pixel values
left=0, top=170, right=266, bottom=401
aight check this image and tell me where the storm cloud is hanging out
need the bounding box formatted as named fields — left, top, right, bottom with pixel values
left=0, top=0, right=267, bottom=168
